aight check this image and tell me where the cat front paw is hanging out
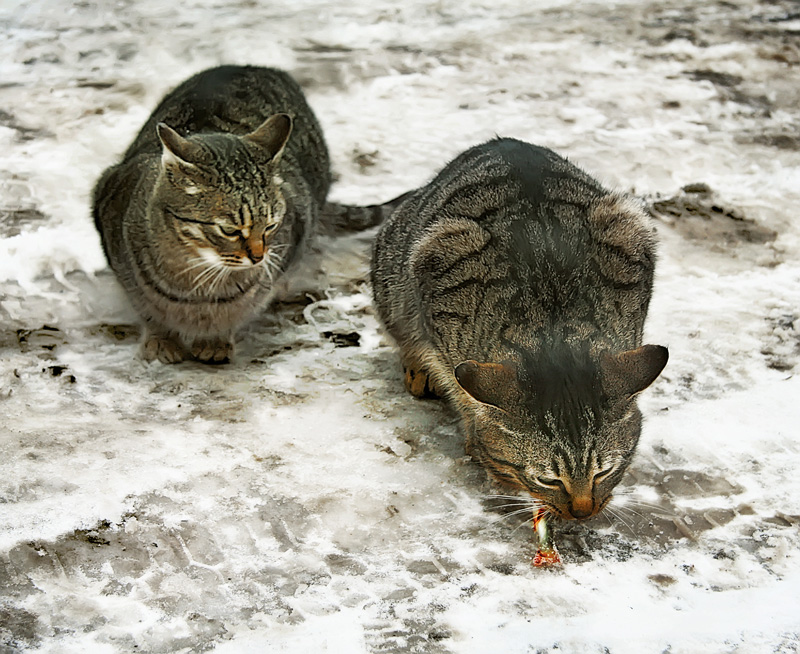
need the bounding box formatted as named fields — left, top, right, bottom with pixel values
left=190, top=339, right=233, bottom=364
left=403, top=364, right=439, bottom=398
left=142, top=333, right=187, bottom=364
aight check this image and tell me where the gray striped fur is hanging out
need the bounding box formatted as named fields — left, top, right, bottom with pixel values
left=371, top=138, right=668, bottom=520
left=320, top=190, right=416, bottom=234
left=93, top=66, right=330, bottom=363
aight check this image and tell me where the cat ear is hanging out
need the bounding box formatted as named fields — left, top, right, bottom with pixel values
left=157, top=123, right=206, bottom=169
left=600, top=345, right=668, bottom=399
left=455, top=360, right=517, bottom=409
left=245, top=113, right=293, bottom=162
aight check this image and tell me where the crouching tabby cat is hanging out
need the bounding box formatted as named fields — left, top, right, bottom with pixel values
left=371, top=138, right=668, bottom=521
left=93, top=65, right=331, bottom=363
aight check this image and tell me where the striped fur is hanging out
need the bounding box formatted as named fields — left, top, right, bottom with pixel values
left=319, top=190, right=416, bottom=234
left=371, top=138, right=667, bottom=520
left=93, top=65, right=330, bottom=363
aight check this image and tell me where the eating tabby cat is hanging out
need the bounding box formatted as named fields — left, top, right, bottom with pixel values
left=371, top=137, right=668, bottom=521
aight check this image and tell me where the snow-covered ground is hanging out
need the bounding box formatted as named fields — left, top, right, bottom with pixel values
left=2, top=0, right=800, bottom=651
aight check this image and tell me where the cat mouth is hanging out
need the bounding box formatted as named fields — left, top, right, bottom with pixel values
left=220, top=256, right=262, bottom=269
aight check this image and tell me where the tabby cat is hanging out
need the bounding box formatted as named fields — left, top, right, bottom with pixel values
left=371, top=138, right=668, bottom=520
left=94, top=65, right=364, bottom=363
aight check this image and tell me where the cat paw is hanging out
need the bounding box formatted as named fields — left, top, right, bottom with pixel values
left=190, top=339, right=233, bottom=364
left=403, top=365, right=439, bottom=398
left=142, top=334, right=186, bottom=364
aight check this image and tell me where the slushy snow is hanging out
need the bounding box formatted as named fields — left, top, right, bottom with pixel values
left=1, top=0, right=799, bottom=652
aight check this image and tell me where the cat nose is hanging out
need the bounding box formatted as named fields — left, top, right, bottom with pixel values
left=245, top=236, right=265, bottom=263
left=568, top=497, right=594, bottom=519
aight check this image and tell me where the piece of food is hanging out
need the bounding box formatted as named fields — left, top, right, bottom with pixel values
left=532, top=509, right=562, bottom=567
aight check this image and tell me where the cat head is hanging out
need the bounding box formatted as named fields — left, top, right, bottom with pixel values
left=151, top=113, right=293, bottom=269
left=455, top=344, right=668, bottom=520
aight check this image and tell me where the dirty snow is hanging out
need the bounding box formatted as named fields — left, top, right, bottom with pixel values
left=1, top=0, right=799, bottom=652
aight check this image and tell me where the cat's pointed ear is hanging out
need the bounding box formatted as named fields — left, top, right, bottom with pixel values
left=157, top=123, right=205, bottom=170
left=600, top=345, right=668, bottom=399
left=245, top=113, right=293, bottom=162
left=455, top=360, right=517, bottom=409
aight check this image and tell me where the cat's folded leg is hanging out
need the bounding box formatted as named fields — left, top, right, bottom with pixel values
left=190, top=338, right=233, bottom=364
left=142, top=330, right=187, bottom=364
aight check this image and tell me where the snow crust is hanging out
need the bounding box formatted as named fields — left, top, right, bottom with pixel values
left=1, top=0, right=799, bottom=651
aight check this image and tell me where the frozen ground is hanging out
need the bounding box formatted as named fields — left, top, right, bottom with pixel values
left=1, top=0, right=800, bottom=652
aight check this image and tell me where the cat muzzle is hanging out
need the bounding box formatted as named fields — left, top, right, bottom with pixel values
left=567, top=496, right=596, bottom=520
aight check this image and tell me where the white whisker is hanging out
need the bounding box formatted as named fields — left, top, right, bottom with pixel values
left=178, top=259, right=208, bottom=275
left=262, top=247, right=287, bottom=284
left=617, top=498, right=669, bottom=512
left=499, top=507, right=537, bottom=521
left=612, top=503, right=650, bottom=520
left=604, top=505, right=635, bottom=536
left=189, top=268, right=214, bottom=293
left=179, top=257, right=213, bottom=275
left=190, top=260, right=226, bottom=295
left=487, top=500, right=532, bottom=514
left=207, top=266, right=230, bottom=297
left=216, top=268, right=232, bottom=294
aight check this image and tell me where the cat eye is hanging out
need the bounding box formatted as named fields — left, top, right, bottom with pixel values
left=593, top=467, right=615, bottom=484
left=535, top=476, right=566, bottom=491
left=217, top=224, right=240, bottom=237
left=165, top=209, right=214, bottom=226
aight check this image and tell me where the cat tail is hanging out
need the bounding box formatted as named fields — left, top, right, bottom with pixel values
left=318, top=190, right=415, bottom=235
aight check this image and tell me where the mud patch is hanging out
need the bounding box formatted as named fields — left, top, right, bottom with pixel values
left=742, top=125, right=800, bottom=151
left=12, top=325, right=65, bottom=354
left=292, top=41, right=355, bottom=89
left=0, top=110, right=53, bottom=142
left=652, top=468, right=744, bottom=500
left=0, top=207, right=49, bottom=238
left=761, top=312, right=800, bottom=371
left=684, top=69, right=772, bottom=114
left=365, top=610, right=454, bottom=654
left=89, top=323, right=141, bottom=342
left=2, top=489, right=320, bottom=651
left=648, top=183, right=778, bottom=257
left=324, top=330, right=361, bottom=347
left=0, top=604, right=40, bottom=651
left=351, top=147, right=381, bottom=171
left=42, top=363, right=76, bottom=383
left=639, top=1, right=800, bottom=121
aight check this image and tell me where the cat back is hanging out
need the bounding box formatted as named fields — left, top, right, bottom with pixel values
left=372, top=137, right=667, bottom=522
